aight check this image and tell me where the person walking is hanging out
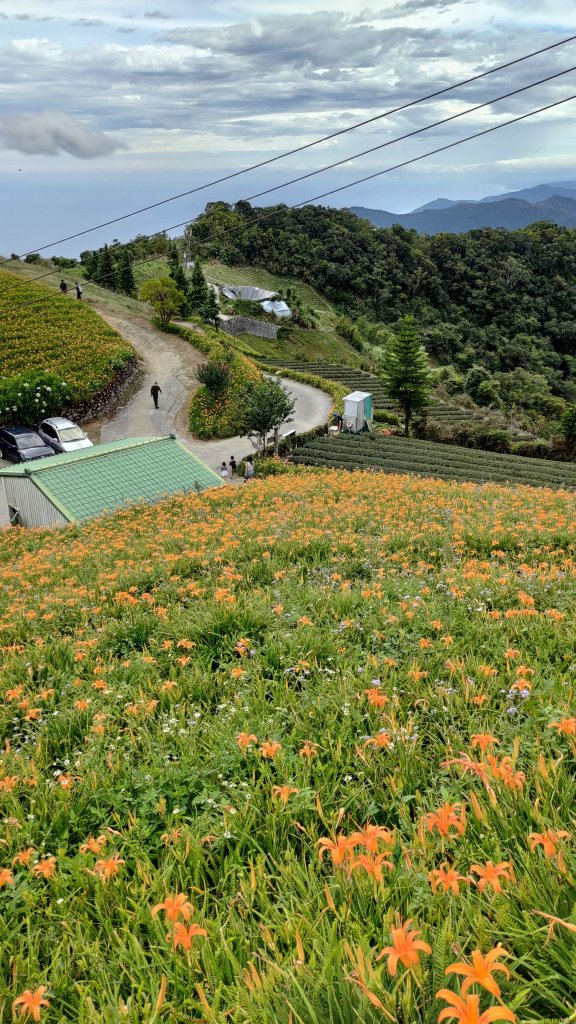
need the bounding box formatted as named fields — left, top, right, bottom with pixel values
left=59, top=279, right=68, bottom=294
left=219, top=461, right=229, bottom=480
left=150, top=382, right=162, bottom=409
left=244, top=455, right=254, bottom=482
left=229, top=456, right=237, bottom=479
left=74, top=281, right=83, bottom=300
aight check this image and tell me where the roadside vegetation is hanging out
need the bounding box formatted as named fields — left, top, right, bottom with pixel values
left=1, top=470, right=575, bottom=1021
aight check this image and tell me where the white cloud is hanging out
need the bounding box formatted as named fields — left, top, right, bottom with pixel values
left=0, top=111, right=126, bottom=158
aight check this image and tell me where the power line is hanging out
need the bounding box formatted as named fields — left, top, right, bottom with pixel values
left=10, top=64, right=576, bottom=294
left=4, top=90, right=575, bottom=313
left=2, top=31, right=576, bottom=264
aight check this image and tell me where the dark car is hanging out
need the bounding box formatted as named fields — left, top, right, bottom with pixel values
left=0, top=426, right=55, bottom=463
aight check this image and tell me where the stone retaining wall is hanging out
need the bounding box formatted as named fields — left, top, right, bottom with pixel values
left=65, top=355, right=139, bottom=423
left=218, top=316, right=279, bottom=340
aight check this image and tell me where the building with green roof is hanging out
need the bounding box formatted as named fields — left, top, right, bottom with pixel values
left=0, top=435, right=223, bottom=528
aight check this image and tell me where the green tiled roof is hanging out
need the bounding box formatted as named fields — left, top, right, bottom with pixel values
left=0, top=436, right=223, bottom=522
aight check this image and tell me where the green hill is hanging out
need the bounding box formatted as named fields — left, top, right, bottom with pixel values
left=1, top=470, right=575, bottom=1019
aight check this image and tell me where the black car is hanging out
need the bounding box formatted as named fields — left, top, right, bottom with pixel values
left=0, top=426, right=55, bottom=463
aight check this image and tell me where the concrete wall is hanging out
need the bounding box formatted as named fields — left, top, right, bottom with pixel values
left=218, top=316, right=279, bottom=340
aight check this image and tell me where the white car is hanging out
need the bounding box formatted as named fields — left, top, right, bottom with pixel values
left=37, top=417, right=93, bottom=454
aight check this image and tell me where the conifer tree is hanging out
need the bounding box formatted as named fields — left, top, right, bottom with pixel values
left=383, top=315, right=432, bottom=435
left=188, top=257, right=211, bottom=314
left=198, top=287, right=220, bottom=327
left=167, top=242, right=190, bottom=312
left=96, top=244, right=118, bottom=291
left=117, top=251, right=136, bottom=297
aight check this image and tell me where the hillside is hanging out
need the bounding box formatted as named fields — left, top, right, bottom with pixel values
left=1, top=470, right=575, bottom=1020
left=0, top=267, right=134, bottom=409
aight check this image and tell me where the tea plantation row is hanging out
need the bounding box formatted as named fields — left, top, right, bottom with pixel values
left=290, top=434, right=576, bottom=489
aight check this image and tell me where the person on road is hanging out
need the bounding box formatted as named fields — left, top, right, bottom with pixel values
left=150, top=382, right=162, bottom=409
left=229, top=456, right=237, bottom=479
left=220, top=461, right=229, bottom=479
left=244, top=455, right=254, bottom=482
left=59, top=279, right=68, bottom=294
left=74, top=282, right=83, bottom=300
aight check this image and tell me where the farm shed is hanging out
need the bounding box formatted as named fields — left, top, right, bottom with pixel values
left=343, top=391, right=373, bottom=433
left=0, top=435, right=223, bottom=528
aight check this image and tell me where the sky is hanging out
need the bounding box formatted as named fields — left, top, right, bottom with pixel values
left=1, top=0, right=576, bottom=257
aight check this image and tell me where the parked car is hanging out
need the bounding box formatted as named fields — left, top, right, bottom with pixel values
left=0, top=426, right=55, bottom=463
left=37, top=417, right=93, bottom=454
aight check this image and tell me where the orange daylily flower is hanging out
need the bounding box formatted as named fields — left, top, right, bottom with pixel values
left=445, top=945, right=511, bottom=997
left=425, top=802, right=466, bottom=838
left=236, top=731, right=258, bottom=749
left=12, top=986, right=50, bottom=1021
left=470, top=860, right=514, bottom=894
left=170, top=921, right=208, bottom=951
left=80, top=835, right=107, bottom=854
left=32, top=857, right=57, bottom=879
left=376, top=917, right=431, bottom=976
left=271, top=785, right=299, bottom=805
left=350, top=852, right=393, bottom=882
left=13, top=848, right=35, bottom=867
left=0, top=867, right=14, bottom=887
left=364, top=687, right=389, bottom=708
left=436, top=989, right=515, bottom=1024
left=549, top=717, right=576, bottom=736
left=364, top=732, right=392, bottom=749
left=299, top=742, right=318, bottom=758
left=470, top=734, right=499, bottom=752
left=349, top=822, right=395, bottom=853
left=316, top=833, right=355, bottom=867
left=94, top=854, right=125, bottom=881
left=528, top=829, right=570, bottom=868
left=259, top=739, right=282, bottom=759
left=152, top=892, right=194, bottom=923
left=428, top=863, right=469, bottom=895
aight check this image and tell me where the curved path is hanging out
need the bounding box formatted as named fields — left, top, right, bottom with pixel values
left=85, top=310, right=332, bottom=471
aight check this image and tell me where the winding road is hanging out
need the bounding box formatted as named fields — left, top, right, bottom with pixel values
left=85, top=310, right=332, bottom=472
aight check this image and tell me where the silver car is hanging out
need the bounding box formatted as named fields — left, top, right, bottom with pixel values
left=37, top=416, right=93, bottom=454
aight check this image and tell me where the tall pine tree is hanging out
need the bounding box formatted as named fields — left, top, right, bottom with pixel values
left=117, top=251, right=136, bottom=297
left=96, top=244, right=119, bottom=291
left=167, top=242, right=190, bottom=313
left=383, top=315, right=432, bottom=435
left=188, top=257, right=211, bottom=315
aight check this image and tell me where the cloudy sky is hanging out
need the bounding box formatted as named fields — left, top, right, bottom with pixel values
left=1, top=0, right=576, bottom=256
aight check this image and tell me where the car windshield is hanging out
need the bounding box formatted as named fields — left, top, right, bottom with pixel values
left=15, top=434, right=43, bottom=449
left=59, top=426, right=86, bottom=442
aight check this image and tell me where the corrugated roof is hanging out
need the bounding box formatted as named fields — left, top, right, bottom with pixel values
left=0, top=436, right=222, bottom=522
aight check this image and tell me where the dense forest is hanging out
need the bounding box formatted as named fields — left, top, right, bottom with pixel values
left=185, top=202, right=576, bottom=406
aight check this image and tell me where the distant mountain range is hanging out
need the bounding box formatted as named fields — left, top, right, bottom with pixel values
left=347, top=181, right=576, bottom=233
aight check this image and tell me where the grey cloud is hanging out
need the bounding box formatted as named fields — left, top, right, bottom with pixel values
left=72, top=19, right=104, bottom=27
left=0, top=111, right=126, bottom=158
left=144, top=9, right=172, bottom=18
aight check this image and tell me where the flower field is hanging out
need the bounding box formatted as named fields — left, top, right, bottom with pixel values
left=291, top=434, right=576, bottom=490
left=0, top=270, right=134, bottom=404
left=1, top=469, right=576, bottom=1022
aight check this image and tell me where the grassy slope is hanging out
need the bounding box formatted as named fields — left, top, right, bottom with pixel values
left=0, top=470, right=575, bottom=1021
left=0, top=266, right=134, bottom=403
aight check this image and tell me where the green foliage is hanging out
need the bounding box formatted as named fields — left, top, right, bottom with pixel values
left=198, top=287, right=220, bottom=327
left=195, top=358, right=232, bottom=393
left=560, top=405, right=576, bottom=446
left=139, top=276, right=186, bottom=327
left=382, top=315, right=433, bottom=434
left=236, top=377, right=296, bottom=451
left=0, top=370, right=69, bottom=426
left=167, top=242, right=190, bottom=312
left=116, top=251, right=136, bottom=297
left=188, top=258, right=212, bottom=314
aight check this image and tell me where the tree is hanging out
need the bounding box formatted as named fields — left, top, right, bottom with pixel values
left=198, top=287, right=220, bottom=327
left=95, top=244, right=118, bottom=291
left=560, top=405, right=576, bottom=448
left=117, top=251, right=136, bottom=297
left=195, top=359, right=231, bottom=393
left=167, top=242, right=190, bottom=312
left=139, top=277, right=186, bottom=327
left=187, top=258, right=211, bottom=314
left=237, top=378, right=295, bottom=453
left=383, top=316, right=433, bottom=435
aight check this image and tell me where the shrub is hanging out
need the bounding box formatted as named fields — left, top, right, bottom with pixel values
left=0, top=371, right=69, bottom=426
left=195, top=359, right=231, bottom=393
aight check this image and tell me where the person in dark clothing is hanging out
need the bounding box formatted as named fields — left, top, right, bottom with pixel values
left=151, top=382, right=162, bottom=409
left=74, top=282, right=83, bottom=300
left=59, top=279, right=68, bottom=294
left=229, top=456, right=237, bottom=479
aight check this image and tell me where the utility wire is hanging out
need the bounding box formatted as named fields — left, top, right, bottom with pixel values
left=2, top=30, right=576, bottom=264
left=9, top=64, right=576, bottom=295
left=4, top=89, right=575, bottom=313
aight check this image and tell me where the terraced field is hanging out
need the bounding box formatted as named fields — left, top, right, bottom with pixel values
left=291, top=433, right=576, bottom=489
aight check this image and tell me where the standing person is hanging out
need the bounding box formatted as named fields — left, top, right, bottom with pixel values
left=244, top=455, right=254, bottom=482
left=74, top=281, right=83, bottom=300
left=150, top=382, right=162, bottom=409
left=220, top=461, right=229, bottom=480
left=59, top=279, right=68, bottom=294
left=229, top=456, right=237, bottom=479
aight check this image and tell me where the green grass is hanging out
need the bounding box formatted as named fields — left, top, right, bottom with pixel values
left=1, top=470, right=576, bottom=1021
left=291, top=433, right=576, bottom=489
